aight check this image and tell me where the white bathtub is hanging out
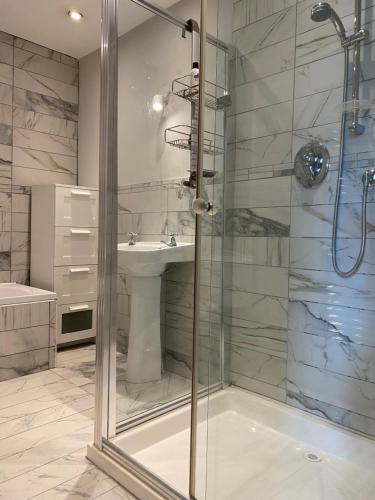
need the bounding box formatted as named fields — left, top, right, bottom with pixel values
left=0, top=283, right=56, bottom=306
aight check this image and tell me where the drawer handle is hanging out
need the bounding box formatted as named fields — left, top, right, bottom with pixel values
left=71, top=189, right=92, bottom=197
left=69, top=304, right=90, bottom=312
left=69, top=267, right=90, bottom=274
left=70, top=229, right=92, bottom=235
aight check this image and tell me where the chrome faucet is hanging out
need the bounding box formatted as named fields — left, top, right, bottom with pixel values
left=161, top=233, right=177, bottom=247
left=128, top=232, right=138, bottom=246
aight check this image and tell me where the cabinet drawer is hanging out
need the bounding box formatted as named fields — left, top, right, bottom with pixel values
left=55, top=186, right=98, bottom=227
left=55, top=227, right=98, bottom=266
left=57, top=301, right=97, bottom=345
left=54, top=265, right=97, bottom=305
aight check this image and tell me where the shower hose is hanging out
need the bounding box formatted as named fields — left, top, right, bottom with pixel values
left=332, top=46, right=373, bottom=277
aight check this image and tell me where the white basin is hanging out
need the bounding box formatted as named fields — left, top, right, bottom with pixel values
left=118, top=241, right=195, bottom=383
left=118, top=241, right=195, bottom=277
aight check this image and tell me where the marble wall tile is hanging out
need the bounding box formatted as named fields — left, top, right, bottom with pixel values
left=226, top=207, right=290, bottom=237
left=290, top=268, right=375, bottom=310
left=12, top=193, right=30, bottom=213
left=0, top=83, right=11, bottom=106
left=14, top=48, right=78, bottom=86
left=0, top=251, right=10, bottom=270
left=286, top=390, right=375, bottom=437
left=0, top=42, right=13, bottom=66
left=291, top=203, right=375, bottom=238
left=289, top=331, right=375, bottom=383
left=293, top=87, right=342, bottom=129
left=11, top=232, right=30, bottom=252
left=118, top=212, right=167, bottom=236
left=0, top=63, right=13, bottom=86
left=0, top=124, right=12, bottom=146
left=230, top=70, right=294, bottom=115
left=0, top=191, right=11, bottom=211
left=231, top=344, right=287, bottom=387
left=0, top=232, right=10, bottom=252
left=0, top=32, right=14, bottom=46
left=295, top=53, right=343, bottom=98
left=289, top=299, right=375, bottom=347
left=13, top=147, right=77, bottom=175
left=233, top=7, right=296, bottom=55
left=0, top=166, right=11, bottom=190
left=232, top=37, right=295, bottom=86
left=13, top=128, right=77, bottom=157
left=14, top=68, right=78, bottom=104
left=231, top=370, right=286, bottom=401
left=224, top=236, right=289, bottom=267
left=226, top=176, right=291, bottom=208
left=14, top=38, right=78, bottom=69
left=230, top=132, right=292, bottom=171
left=290, top=237, right=375, bottom=274
left=13, top=88, right=78, bottom=121
left=0, top=325, right=50, bottom=356
left=287, top=360, right=375, bottom=420
left=224, top=262, right=289, bottom=297
left=230, top=101, right=293, bottom=142
left=228, top=323, right=287, bottom=354
left=13, top=108, right=78, bottom=139
left=11, top=251, right=29, bottom=270
left=0, top=348, right=49, bottom=382
left=0, top=301, right=49, bottom=331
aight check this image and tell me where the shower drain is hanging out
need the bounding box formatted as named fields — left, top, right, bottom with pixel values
left=304, top=452, right=322, bottom=462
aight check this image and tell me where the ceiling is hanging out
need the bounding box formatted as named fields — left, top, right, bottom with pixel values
left=0, top=0, right=180, bottom=59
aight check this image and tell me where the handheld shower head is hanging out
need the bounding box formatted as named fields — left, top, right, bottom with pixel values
left=311, top=2, right=347, bottom=44
left=311, top=2, right=332, bottom=22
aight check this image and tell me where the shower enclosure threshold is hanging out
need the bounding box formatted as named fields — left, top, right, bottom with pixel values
left=89, top=387, right=375, bottom=499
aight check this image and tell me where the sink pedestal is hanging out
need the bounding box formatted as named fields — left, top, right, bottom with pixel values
left=126, top=275, right=162, bottom=383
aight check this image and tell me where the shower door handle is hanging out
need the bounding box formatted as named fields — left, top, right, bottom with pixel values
left=192, top=198, right=212, bottom=214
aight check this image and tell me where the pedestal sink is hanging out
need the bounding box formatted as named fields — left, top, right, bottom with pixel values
left=118, top=241, right=195, bottom=383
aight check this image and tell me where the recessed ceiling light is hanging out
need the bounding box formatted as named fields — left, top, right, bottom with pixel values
left=67, top=9, right=84, bottom=21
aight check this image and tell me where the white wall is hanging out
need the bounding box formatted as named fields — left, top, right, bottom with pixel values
left=78, top=0, right=232, bottom=188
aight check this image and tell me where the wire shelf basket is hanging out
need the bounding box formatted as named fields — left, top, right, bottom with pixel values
left=164, top=125, right=224, bottom=156
left=172, top=75, right=231, bottom=110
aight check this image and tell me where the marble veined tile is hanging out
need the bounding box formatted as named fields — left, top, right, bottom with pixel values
left=13, top=108, right=78, bottom=139
left=231, top=344, right=286, bottom=388
left=0, top=325, right=49, bottom=356
left=293, top=87, right=342, bottom=129
left=291, top=203, right=375, bottom=238
left=232, top=37, right=295, bottom=86
left=233, top=7, right=296, bottom=55
left=0, top=448, right=92, bottom=500
left=230, top=101, right=293, bottom=142
left=0, top=82, right=11, bottom=106
left=14, top=38, right=78, bottom=68
left=13, top=128, right=77, bottom=157
left=226, top=176, right=291, bottom=209
left=0, top=41, right=13, bottom=66
left=0, top=348, right=49, bottom=382
left=0, top=123, right=12, bottom=146
left=225, top=289, right=288, bottom=330
left=295, top=52, right=343, bottom=98
left=231, top=70, right=294, bottom=115
left=14, top=48, right=78, bottom=86
left=228, top=323, right=287, bottom=356
left=224, top=236, right=289, bottom=267
left=289, top=299, right=375, bottom=348
left=0, top=62, right=12, bottom=86
left=287, top=360, right=375, bottom=420
left=231, top=370, right=287, bottom=402
left=289, top=268, right=375, bottom=311
left=287, top=390, right=375, bottom=438
left=289, top=331, right=375, bottom=384
left=290, top=237, right=375, bottom=275
left=226, top=207, right=290, bottom=237
left=230, top=132, right=292, bottom=170
left=0, top=31, right=14, bottom=46
left=13, top=147, right=77, bottom=175
left=14, top=88, right=78, bottom=121
left=14, top=67, right=78, bottom=104
left=224, top=262, right=289, bottom=297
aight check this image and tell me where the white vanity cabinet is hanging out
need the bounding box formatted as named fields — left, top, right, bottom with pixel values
left=31, top=185, right=98, bottom=346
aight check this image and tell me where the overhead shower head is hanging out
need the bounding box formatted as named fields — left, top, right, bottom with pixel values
left=311, top=2, right=347, bottom=44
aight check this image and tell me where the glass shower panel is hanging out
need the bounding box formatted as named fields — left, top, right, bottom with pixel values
left=114, top=0, right=194, bottom=429
left=202, top=1, right=375, bottom=499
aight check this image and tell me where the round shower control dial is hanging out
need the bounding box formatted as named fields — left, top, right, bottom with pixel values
left=294, top=141, right=330, bottom=188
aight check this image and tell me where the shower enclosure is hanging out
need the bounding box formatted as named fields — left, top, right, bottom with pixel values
left=89, top=0, right=375, bottom=499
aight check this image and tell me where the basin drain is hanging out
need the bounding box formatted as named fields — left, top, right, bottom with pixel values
left=304, top=452, right=322, bottom=462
